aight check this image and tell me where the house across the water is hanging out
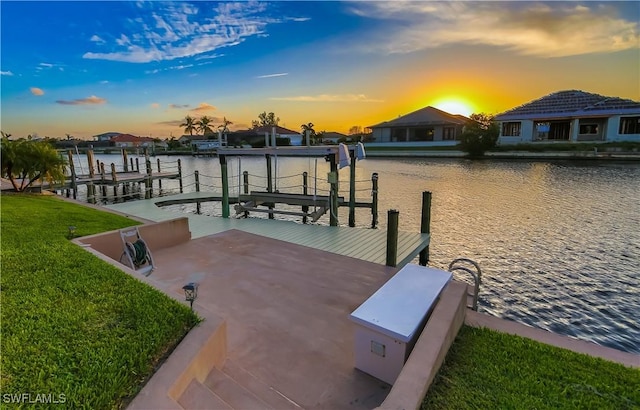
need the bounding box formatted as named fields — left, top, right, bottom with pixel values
left=495, top=90, right=640, bottom=145
left=368, top=106, right=468, bottom=147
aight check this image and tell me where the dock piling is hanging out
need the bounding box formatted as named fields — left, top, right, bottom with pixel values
left=329, top=154, right=338, bottom=226
left=219, top=154, right=230, bottom=218
left=386, top=209, right=399, bottom=267
left=302, top=172, right=309, bottom=224
left=371, top=173, right=379, bottom=229
left=266, top=154, right=274, bottom=219
left=419, top=191, right=432, bottom=266
left=178, top=159, right=183, bottom=193
left=87, top=150, right=95, bottom=178
left=66, top=150, right=77, bottom=199
left=157, top=158, right=162, bottom=192
left=348, top=149, right=356, bottom=227
left=111, top=163, right=118, bottom=199
left=194, top=170, right=201, bottom=214
left=100, top=163, right=107, bottom=198
left=145, top=159, right=152, bottom=199
left=243, top=171, right=249, bottom=218
left=122, top=149, right=129, bottom=172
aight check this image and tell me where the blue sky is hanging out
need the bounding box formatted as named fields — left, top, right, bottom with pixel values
left=1, top=1, right=638, bottom=139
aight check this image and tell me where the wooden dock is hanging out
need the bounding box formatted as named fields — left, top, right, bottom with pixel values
left=105, top=194, right=430, bottom=268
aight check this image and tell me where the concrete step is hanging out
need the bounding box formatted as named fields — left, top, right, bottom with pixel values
left=177, top=379, right=232, bottom=410
left=204, top=366, right=275, bottom=410
left=221, top=360, right=301, bottom=409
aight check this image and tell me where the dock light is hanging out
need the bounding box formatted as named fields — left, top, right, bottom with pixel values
left=182, top=282, right=198, bottom=310
left=67, top=226, right=77, bottom=239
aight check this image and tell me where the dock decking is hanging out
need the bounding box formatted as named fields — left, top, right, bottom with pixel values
left=106, top=191, right=429, bottom=267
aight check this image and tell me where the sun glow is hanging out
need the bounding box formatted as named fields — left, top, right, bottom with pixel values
left=432, top=98, right=475, bottom=117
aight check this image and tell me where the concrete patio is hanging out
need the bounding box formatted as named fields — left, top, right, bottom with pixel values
left=76, top=214, right=638, bottom=410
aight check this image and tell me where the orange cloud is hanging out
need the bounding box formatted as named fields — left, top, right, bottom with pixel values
left=56, top=95, right=106, bottom=105
left=30, top=87, right=44, bottom=96
left=190, top=103, right=216, bottom=112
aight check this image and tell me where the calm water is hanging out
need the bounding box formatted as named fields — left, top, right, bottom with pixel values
left=80, top=154, right=640, bottom=354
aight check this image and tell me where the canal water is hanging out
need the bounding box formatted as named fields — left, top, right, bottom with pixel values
left=81, top=154, right=640, bottom=354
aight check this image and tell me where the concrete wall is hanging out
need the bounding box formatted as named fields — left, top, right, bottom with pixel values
left=78, top=217, right=191, bottom=264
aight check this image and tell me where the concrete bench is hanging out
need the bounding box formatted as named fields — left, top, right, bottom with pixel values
left=349, top=264, right=452, bottom=384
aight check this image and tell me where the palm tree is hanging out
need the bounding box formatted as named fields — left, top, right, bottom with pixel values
left=180, top=115, right=196, bottom=136
left=301, top=122, right=316, bottom=145
left=218, top=117, right=233, bottom=134
left=218, top=117, right=233, bottom=145
left=196, top=116, right=214, bottom=137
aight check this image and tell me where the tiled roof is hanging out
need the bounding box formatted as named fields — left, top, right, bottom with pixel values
left=321, top=132, right=349, bottom=139
left=251, top=125, right=300, bottom=135
left=496, top=90, right=640, bottom=120
left=111, top=134, right=155, bottom=143
left=370, top=106, right=468, bottom=128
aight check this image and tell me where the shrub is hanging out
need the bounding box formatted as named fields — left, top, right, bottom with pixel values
left=458, top=114, right=499, bottom=158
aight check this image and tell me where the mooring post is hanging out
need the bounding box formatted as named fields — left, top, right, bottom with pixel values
left=194, top=170, right=201, bottom=214
left=219, top=154, right=230, bottom=218
left=242, top=171, right=249, bottom=195
left=66, top=150, right=77, bottom=199
left=419, top=191, right=432, bottom=266
left=265, top=154, right=274, bottom=219
left=111, top=163, right=118, bottom=199
left=329, top=153, right=339, bottom=226
left=371, top=173, right=379, bottom=229
left=178, top=159, right=183, bottom=193
left=87, top=150, right=96, bottom=203
left=157, top=158, right=162, bottom=192
left=242, top=170, right=249, bottom=218
left=135, top=158, right=140, bottom=173
left=348, top=148, right=357, bottom=227
left=302, top=172, right=309, bottom=224
left=122, top=149, right=129, bottom=172
left=87, top=182, right=96, bottom=204
left=100, top=163, right=107, bottom=198
left=145, top=158, right=152, bottom=199
left=130, top=158, right=134, bottom=173
left=386, top=209, right=399, bottom=267
left=87, top=150, right=95, bottom=178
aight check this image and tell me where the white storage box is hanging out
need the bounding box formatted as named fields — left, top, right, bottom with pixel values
left=349, top=264, right=452, bottom=384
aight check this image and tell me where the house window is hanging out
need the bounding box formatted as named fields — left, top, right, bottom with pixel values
left=392, top=128, right=406, bottom=142
left=411, top=127, right=434, bottom=141
left=619, top=116, right=640, bottom=134
left=502, top=122, right=521, bottom=137
left=579, top=124, right=598, bottom=135
left=443, top=127, right=456, bottom=140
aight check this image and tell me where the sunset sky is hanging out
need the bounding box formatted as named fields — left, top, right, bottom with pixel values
left=1, top=1, right=638, bottom=140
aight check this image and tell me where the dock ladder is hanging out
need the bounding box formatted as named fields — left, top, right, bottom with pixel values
left=448, top=258, right=482, bottom=311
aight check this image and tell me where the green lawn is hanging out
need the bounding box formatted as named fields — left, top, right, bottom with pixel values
left=423, top=326, right=640, bottom=410
left=1, top=194, right=200, bottom=409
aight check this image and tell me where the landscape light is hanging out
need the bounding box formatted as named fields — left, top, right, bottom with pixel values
left=182, top=282, right=198, bottom=310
